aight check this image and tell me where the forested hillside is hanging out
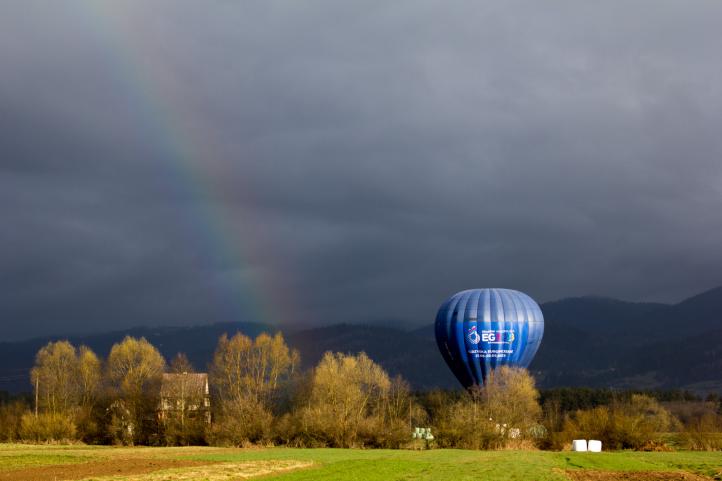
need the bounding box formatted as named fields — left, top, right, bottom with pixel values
left=2, top=286, right=722, bottom=394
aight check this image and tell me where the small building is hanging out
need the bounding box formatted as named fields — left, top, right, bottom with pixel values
left=159, top=372, right=211, bottom=424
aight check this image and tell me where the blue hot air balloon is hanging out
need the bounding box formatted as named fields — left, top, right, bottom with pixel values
left=435, top=288, right=544, bottom=388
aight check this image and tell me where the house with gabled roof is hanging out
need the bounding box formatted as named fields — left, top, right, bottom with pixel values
left=159, top=372, right=211, bottom=424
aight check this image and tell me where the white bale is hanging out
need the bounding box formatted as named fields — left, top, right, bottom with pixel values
left=588, top=440, right=602, bottom=452
left=572, top=439, right=588, bottom=452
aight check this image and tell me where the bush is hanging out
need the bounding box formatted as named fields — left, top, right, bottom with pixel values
left=0, top=402, right=27, bottom=442
left=20, top=412, right=77, bottom=443
left=162, top=415, right=208, bottom=447
left=679, top=413, right=722, bottom=451
left=207, top=398, right=273, bottom=446
left=434, top=397, right=502, bottom=449
left=271, top=412, right=302, bottom=446
left=366, top=417, right=414, bottom=448
left=559, top=395, right=679, bottom=450
left=74, top=406, right=106, bottom=444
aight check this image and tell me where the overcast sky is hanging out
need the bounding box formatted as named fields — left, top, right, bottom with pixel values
left=2, top=1, right=722, bottom=341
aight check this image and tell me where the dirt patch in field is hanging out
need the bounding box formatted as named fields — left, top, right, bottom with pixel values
left=567, top=470, right=713, bottom=481
left=91, top=460, right=314, bottom=480
left=0, top=458, right=214, bottom=481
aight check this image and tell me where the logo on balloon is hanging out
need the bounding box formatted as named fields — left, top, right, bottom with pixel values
left=481, top=330, right=515, bottom=344
left=467, top=326, right=516, bottom=345
left=467, top=326, right=481, bottom=344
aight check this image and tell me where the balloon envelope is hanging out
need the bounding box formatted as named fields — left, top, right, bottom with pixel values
left=435, top=288, right=544, bottom=389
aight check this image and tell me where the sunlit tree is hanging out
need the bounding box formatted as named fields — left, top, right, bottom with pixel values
left=106, top=336, right=165, bottom=443
left=209, top=332, right=299, bottom=444
left=299, top=352, right=391, bottom=447
left=30, top=340, right=79, bottom=415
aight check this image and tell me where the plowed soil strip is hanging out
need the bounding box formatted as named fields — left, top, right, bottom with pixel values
left=90, top=460, right=314, bottom=481
left=0, top=458, right=215, bottom=481
left=566, top=470, right=712, bottom=481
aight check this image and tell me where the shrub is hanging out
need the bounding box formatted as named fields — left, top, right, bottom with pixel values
left=207, top=398, right=273, bottom=446
left=559, top=395, right=679, bottom=450
left=0, top=402, right=27, bottom=442
left=20, top=412, right=77, bottom=443
left=434, top=397, right=501, bottom=449
left=679, top=413, right=722, bottom=451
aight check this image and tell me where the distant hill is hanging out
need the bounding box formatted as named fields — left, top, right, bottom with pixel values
left=533, top=286, right=722, bottom=389
left=2, top=286, right=722, bottom=394
left=540, top=296, right=667, bottom=334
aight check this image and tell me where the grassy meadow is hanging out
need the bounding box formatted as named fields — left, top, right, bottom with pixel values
left=1, top=444, right=721, bottom=481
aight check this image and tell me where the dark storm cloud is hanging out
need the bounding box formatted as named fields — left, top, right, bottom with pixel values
left=2, top=0, right=722, bottom=340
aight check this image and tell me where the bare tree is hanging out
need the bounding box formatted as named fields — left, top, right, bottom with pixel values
left=78, top=346, right=101, bottom=410
left=169, top=353, right=195, bottom=374
left=211, top=332, right=253, bottom=405
left=211, top=332, right=298, bottom=406
left=479, top=365, right=542, bottom=433
left=299, top=352, right=391, bottom=447
left=107, top=336, right=166, bottom=398
left=30, top=341, right=79, bottom=415
left=106, top=336, right=165, bottom=443
left=28, top=341, right=104, bottom=442
left=209, top=332, right=298, bottom=445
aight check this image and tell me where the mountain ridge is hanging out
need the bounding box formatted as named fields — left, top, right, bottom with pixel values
left=1, top=286, right=721, bottom=394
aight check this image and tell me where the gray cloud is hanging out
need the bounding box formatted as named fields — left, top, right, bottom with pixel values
left=2, top=0, right=722, bottom=340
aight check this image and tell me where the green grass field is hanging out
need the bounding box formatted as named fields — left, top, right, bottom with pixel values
left=1, top=444, right=720, bottom=481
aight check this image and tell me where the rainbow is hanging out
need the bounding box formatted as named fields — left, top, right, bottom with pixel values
left=76, top=2, right=297, bottom=326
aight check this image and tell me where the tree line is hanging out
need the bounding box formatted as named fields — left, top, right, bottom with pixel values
left=0, top=332, right=721, bottom=450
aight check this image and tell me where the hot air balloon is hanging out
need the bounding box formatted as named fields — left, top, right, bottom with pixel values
left=435, top=288, right=544, bottom=389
